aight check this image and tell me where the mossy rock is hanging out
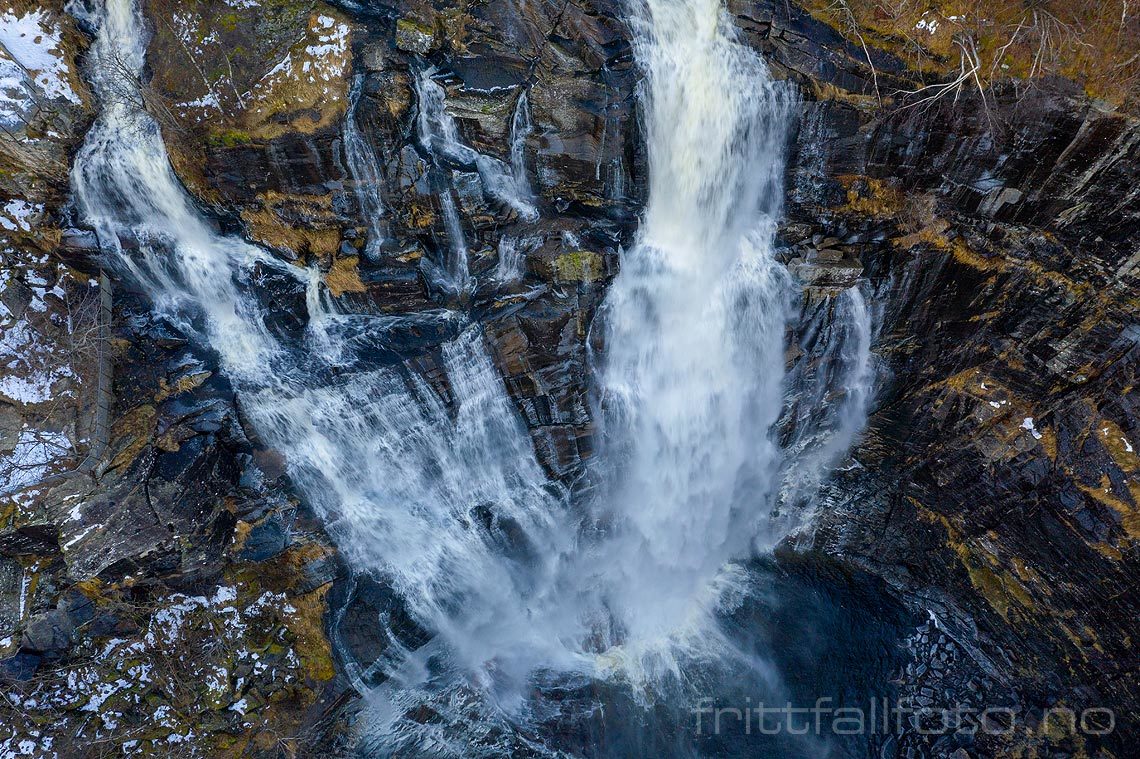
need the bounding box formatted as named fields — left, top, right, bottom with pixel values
left=396, top=18, right=436, bottom=55
left=552, top=251, right=604, bottom=283
left=206, top=129, right=254, bottom=148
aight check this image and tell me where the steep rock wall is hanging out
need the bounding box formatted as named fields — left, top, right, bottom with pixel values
left=0, top=0, right=1135, bottom=755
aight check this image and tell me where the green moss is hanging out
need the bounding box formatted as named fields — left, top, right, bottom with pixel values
left=553, top=251, right=604, bottom=283
left=206, top=129, right=254, bottom=148
left=396, top=17, right=434, bottom=36
left=396, top=17, right=436, bottom=54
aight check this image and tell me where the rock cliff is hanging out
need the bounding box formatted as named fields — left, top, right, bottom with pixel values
left=0, top=0, right=1135, bottom=756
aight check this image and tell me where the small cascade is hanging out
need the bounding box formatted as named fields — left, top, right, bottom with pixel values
left=413, top=71, right=470, bottom=290
left=343, top=74, right=387, bottom=260
left=776, top=285, right=874, bottom=521
left=493, top=235, right=540, bottom=283
left=437, top=183, right=471, bottom=290
left=414, top=69, right=539, bottom=222
left=509, top=88, right=536, bottom=209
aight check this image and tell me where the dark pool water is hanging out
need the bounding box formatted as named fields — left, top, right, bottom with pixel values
left=530, top=554, right=917, bottom=759
left=348, top=552, right=918, bottom=758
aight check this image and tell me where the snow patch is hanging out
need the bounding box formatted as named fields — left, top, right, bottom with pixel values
left=1, top=428, right=70, bottom=495
left=915, top=15, right=940, bottom=35
left=0, top=200, right=43, bottom=232
left=258, top=14, right=349, bottom=93
left=0, top=8, right=80, bottom=128
left=179, top=92, right=221, bottom=112
left=0, top=319, right=76, bottom=404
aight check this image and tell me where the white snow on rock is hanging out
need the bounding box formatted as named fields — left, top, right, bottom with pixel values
left=179, top=91, right=221, bottom=112
left=0, top=317, right=75, bottom=405
left=258, top=14, right=349, bottom=91
left=0, top=428, right=70, bottom=496
left=0, top=199, right=42, bottom=232
left=915, top=14, right=940, bottom=35
left=1, top=582, right=307, bottom=756
left=1020, top=417, right=1043, bottom=440
left=0, top=10, right=78, bottom=102
left=0, top=8, right=80, bottom=127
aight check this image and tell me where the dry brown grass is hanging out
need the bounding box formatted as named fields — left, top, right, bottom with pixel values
left=801, top=0, right=1140, bottom=105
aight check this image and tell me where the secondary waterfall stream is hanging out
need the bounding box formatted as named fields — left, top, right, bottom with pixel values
left=344, top=74, right=387, bottom=261
left=70, top=0, right=874, bottom=754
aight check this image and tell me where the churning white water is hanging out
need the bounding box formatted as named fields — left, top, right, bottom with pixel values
left=72, top=0, right=872, bottom=751
left=584, top=0, right=799, bottom=671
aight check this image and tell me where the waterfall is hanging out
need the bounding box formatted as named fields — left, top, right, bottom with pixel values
left=73, top=0, right=579, bottom=689
left=72, top=0, right=873, bottom=752
left=509, top=88, right=535, bottom=205
left=585, top=0, right=799, bottom=674
left=412, top=73, right=541, bottom=291
left=494, top=235, right=540, bottom=283
left=413, top=71, right=470, bottom=290
left=71, top=0, right=285, bottom=384
left=414, top=70, right=539, bottom=224
left=343, top=74, right=386, bottom=261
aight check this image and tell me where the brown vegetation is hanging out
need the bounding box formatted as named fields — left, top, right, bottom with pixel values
left=802, top=0, right=1140, bottom=104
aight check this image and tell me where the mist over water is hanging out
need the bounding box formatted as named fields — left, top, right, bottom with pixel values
left=70, top=0, right=880, bottom=754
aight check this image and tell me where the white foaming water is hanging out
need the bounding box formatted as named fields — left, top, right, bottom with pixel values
left=414, top=70, right=539, bottom=223
left=73, top=0, right=872, bottom=752
left=73, top=0, right=583, bottom=691
left=493, top=235, right=540, bottom=283
left=509, top=88, right=535, bottom=205
left=585, top=0, right=798, bottom=674
left=71, top=0, right=285, bottom=384
left=343, top=75, right=387, bottom=260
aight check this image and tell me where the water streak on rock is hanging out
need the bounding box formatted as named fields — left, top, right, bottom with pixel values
left=343, top=74, right=387, bottom=261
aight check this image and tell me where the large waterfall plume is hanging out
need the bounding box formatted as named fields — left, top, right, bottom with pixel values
left=584, top=0, right=799, bottom=680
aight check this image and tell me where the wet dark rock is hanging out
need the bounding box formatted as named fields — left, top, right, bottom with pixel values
left=331, top=573, right=432, bottom=688
left=0, top=526, right=60, bottom=557
left=59, top=590, right=95, bottom=629
left=788, top=252, right=863, bottom=292
left=297, top=553, right=339, bottom=594
left=239, top=513, right=291, bottom=562
left=0, top=652, right=41, bottom=682
left=781, top=21, right=1140, bottom=747
left=20, top=610, right=75, bottom=657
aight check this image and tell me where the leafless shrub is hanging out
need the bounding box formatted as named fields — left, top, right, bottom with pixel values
left=818, top=0, right=1140, bottom=107
left=899, top=191, right=939, bottom=233
left=896, top=35, right=993, bottom=132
